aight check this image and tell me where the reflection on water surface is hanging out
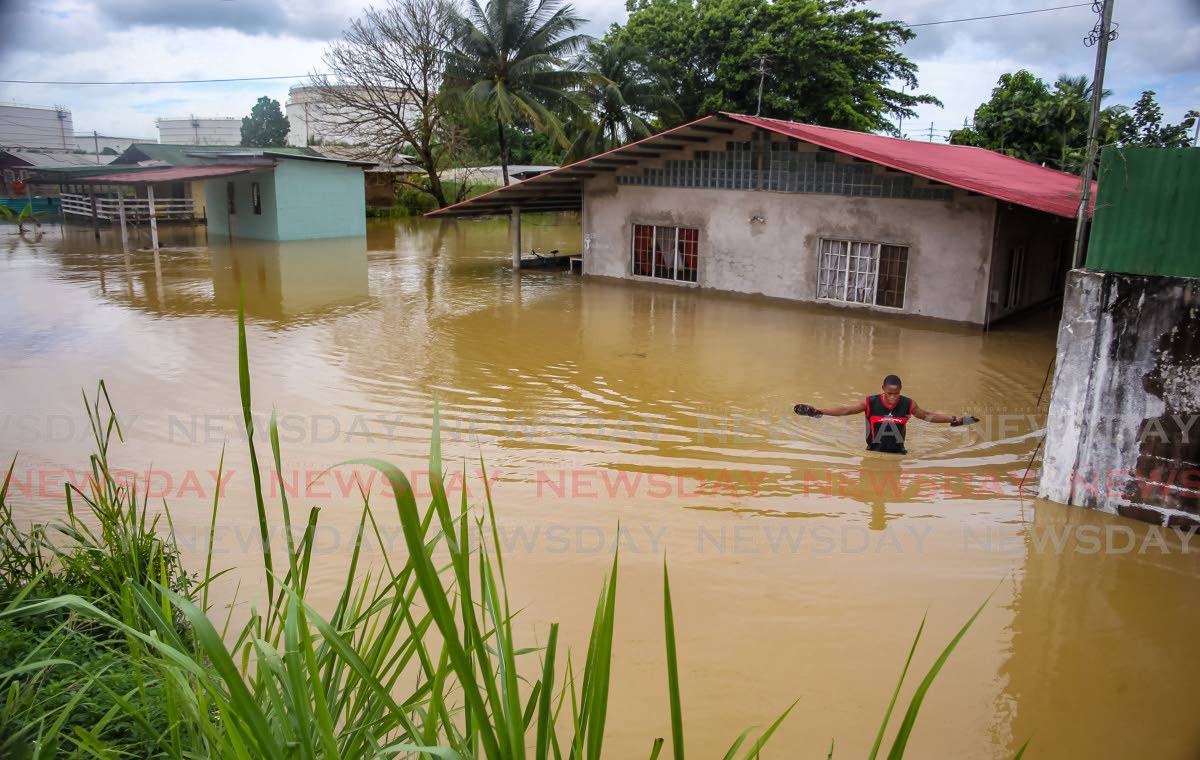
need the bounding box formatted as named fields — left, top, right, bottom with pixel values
left=2, top=218, right=1198, bottom=758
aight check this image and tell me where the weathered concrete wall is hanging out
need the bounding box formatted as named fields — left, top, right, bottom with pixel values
left=1040, top=269, right=1200, bottom=527
left=582, top=175, right=997, bottom=323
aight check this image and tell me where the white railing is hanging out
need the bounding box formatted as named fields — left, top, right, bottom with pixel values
left=60, top=193, right=197, bottom=221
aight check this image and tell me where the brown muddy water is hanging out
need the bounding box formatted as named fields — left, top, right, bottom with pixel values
left=2, top=218, right=1198, bottom=758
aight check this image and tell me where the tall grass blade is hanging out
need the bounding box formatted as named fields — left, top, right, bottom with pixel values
left=663, top=560, right=684, bottom=760
left=739, top=699, right=797, bottom=760
left=868, top=615, right=926, bottom=760
left=236, top=287, right=275, bottom=606
left=886, top=594, right=993, bottom=760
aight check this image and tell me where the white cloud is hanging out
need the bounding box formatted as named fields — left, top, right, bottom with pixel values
left=0, top=0, right=1196, bottom=139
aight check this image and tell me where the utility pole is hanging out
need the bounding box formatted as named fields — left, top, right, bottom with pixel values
left=1071, top=0, right=1117, bottom=270
left=93, top=130, right=100, bottom=165
left=755, top=56, right=768, bottom=117
left=927, top=122, right=935, bottom=142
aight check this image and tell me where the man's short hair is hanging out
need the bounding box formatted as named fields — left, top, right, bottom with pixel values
left=883, top=374, right=903, bottom=388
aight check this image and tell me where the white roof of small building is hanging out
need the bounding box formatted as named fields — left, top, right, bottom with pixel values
left=442, top=165, right=558, bottom=184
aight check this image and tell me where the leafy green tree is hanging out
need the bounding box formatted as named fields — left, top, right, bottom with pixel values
left=1117, top=91, right=1197, bottom=148
left=445, top=0, right=592, bottom=185
left=948, top=71, right=1055, bottom=163
left=440, top=95, right=565, bottom=166
left=611, top=0, right=939, bottom=133
left=566, top=39, right=679, bottom=160
left=239, top=96, right=290, bottom=147
left=950, top=75, right=1195, bottom=170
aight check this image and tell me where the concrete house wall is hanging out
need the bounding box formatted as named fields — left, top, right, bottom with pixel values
left=579, top=125, right=997, bottom=323
left=579, top=124, right=1071, bottom=325
left=204, top=159, right=366, bottom=241
left=205, top=169, right=279, bottom=240
left=274, top=160, right=366, bottom=240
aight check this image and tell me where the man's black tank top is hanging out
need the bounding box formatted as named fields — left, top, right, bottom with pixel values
left=865, top=394, right=912, bottom=454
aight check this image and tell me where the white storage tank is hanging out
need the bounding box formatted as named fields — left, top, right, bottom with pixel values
left=156, top=116, right=241, bottom=145
left=0, top=103, right=74, bottom=150
left=286, top=85, right=412, bottom=147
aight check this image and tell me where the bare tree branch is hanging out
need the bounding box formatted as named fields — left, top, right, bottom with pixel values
left=309, top=0, right=472, bottom=207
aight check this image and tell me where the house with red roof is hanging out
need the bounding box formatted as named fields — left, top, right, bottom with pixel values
left=429, top=112, right=1092, bottom=326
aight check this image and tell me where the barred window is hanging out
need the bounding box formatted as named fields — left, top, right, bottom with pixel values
left=817, top=239, right=908, bottom=309
left=631, top=224, right=699, bottom=283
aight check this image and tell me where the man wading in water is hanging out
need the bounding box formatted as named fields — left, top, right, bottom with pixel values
left=794, top=374, right=973, bottom=455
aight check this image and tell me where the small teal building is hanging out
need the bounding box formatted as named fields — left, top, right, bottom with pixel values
left=204, top=151, right=373, bottom=241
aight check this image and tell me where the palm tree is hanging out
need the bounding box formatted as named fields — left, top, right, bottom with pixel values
left=445, top=0, right=592, bottom=185
left=566, top=39, right=679, bottom=161
left=1041, top=75, right=1122, bottom=172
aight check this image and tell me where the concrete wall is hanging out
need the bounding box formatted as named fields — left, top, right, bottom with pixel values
left=1040, top=269, right=1200, bottom=528
left=273, top=159, right=366, bottom=240
left=581, top=171, right=998, bottom=324
left=205, top=169, right=279, bottom=241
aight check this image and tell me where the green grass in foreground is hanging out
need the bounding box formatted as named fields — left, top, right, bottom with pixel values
left=0, top=299, right=1014, bottom=758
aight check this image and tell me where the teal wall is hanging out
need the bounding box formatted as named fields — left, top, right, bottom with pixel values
left=1088, top=147, right=1200, bottom=279
left=274, top=160, right=367, bottom=240
left=205, top=170, right=279, bottom=241
left=205, top=160, right=366, bottom=242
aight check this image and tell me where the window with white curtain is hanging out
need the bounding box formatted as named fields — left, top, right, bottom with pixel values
left=817, top=238, right=909, bottom=309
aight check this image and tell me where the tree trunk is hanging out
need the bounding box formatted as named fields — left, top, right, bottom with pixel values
left=496, top=115, right=510, bottom=186
left=424, top=156, right=448, bottom=207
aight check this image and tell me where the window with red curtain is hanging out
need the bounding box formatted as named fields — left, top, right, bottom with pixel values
left=630, top=224, right=699, bottom=283
left=632, top=224, right=654, bottom=277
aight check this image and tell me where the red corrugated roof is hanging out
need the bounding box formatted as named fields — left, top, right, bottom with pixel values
left=426, top=113, right=1094, bottom=219
left=724, top=113, right=1092, bottom=218
left=74, top=164, right=271, bottom=184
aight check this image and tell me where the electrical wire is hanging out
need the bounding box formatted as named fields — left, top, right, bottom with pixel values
left=902, top=2, right=1092, bottom=28
left=0, top=74, right=314, bottom=86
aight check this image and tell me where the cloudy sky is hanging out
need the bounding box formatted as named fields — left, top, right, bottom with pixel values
left=0, top=0, right=1196, bottom=142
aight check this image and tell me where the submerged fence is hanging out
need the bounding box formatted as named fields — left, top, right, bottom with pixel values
left=59, top=193, right=197, bottom=222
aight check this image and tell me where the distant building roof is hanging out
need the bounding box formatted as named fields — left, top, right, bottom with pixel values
left=2, top=149, right=116, bottom=168
left=314, top=145, right=419, bottom=172
left=66, top=164, right=271, bottom=185
left=430, top=114, right=1094, bottom=219
left=194, top=149, right=376, bottom=167
left=114, top=143, right=324, bottom=167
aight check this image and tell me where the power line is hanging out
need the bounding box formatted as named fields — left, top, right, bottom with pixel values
left=0, top=3, right=1097, bottom=87
left=0, top=74, right=313, bottom=86
left=902, top=2, right=1092, bottom=28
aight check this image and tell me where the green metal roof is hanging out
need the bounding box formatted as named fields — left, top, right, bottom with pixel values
left=115, top=143, right=322, bottom=167
left=1087, top=147, right=1200, bottom=279
left=28, top=163, right=159, bottom=182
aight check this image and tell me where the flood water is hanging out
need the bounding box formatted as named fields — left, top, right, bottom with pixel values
left=3, top=218, right=1199, bottom=758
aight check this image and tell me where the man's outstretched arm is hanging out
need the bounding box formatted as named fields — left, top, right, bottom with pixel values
left=813, top=400, right=868, bottom=417
left=910, top=401, right=961, bottom=424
